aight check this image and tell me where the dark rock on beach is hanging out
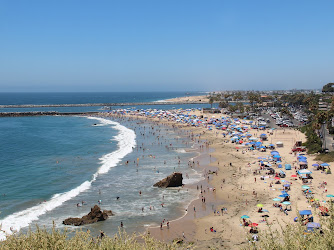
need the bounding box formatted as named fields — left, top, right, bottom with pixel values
left=153, top=172, right=183, bottom=188
left=63, top=205, right=114, bottom=226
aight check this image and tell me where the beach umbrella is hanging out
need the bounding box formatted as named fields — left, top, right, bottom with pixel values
left=274, top=177, right=280, bottom=180
left=291, top=174, right=297, bottom=178
left=302, top=185, right=310, bottom=189
left=256, top=204, right=264, bottom=208
left=298, top=169, right=312, bottom=175
left=273, top=198, right=281, bottom=201
left=326, top=194, right=334, bottom=198
left=299, top=210, right=312, bottom=215
left=321, top=163, right=329, bottom=167
left=241, top=215, right=250, bottom=219
left=248, top=223, right=259, bottom=227
left=312, top=163, right=319, bottom=167
left=279, top=194, right=289, bottom=197
left=283, top=184, right=290, bottom=187
left=282, top=201, right=291, bottom=205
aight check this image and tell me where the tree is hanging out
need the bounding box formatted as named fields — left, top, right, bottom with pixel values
left=209, top=97, right=214, bottom=109
left=219, top=101, right=228, bottom=108
left=322, top=83, right=334, bottom=92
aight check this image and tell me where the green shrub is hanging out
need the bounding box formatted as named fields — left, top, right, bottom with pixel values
left=245, top=203, right=334, bottom=249
left=0, top=227, right=186, bottom=250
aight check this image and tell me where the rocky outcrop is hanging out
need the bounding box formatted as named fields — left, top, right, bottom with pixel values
left=63, top=205, right=114, bottom=226
left=153, top=172, right=183, bottom=188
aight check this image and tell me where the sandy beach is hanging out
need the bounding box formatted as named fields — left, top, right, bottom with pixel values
left=98, top=108, right=333, bottom=249
left=163, top=95, right=209, bottom=103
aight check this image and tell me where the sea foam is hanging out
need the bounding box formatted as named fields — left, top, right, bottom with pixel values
left=0, top=117, right=136, bottom=240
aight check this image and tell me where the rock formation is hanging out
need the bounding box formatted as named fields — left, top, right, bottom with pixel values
left=153, top=172, right=183, bottom=188
left=63, top=205, right=114, bottom=226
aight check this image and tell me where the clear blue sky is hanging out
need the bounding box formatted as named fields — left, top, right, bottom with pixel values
left=0, top=0, right=333, bottom=92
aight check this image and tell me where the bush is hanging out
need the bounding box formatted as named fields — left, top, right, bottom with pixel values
left=245, top=203, right=334, bottom=249
left=299, top=124, right=322, bottom=154
left=0, top=227, right=186, bottom=250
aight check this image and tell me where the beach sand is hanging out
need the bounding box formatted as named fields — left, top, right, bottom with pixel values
left=99, top=109, right=333, bottom=249
left=163, top=95, right=208, bottom=103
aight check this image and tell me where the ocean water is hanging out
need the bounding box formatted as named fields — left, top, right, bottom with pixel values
left=0, top=92, right=205, bottom=239
left=0, top=92, right=202, bottom=105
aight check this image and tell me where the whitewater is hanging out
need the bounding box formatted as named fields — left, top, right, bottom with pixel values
left=0, top=117, right=136, bottom=240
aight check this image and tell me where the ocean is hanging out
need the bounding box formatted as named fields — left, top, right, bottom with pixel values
left=0, top=92, right=208, bottom=239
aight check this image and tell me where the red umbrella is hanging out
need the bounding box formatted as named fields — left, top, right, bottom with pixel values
left=248, top=223, right=259, bottom=227
left=274, top=177, right=280, bottom=180
left=291, top=175, right=297, bottom=178
left=235, top=147, right=239, bottom=149
left=319, top=206, right=329, bottom=213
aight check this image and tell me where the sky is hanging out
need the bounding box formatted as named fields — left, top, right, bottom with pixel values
left=0, top=0, right=333, bottom=92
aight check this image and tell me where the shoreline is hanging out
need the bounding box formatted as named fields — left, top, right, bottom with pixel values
left=3, top=105, right=333, bottom=249
left=97, top=108, right=331, bottom=249
left=97, top=113, right=217, bottom=239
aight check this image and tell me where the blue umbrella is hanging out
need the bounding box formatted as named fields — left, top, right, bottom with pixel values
left=282, top=201, right=291, bottom=205
left=321, top=163, right=329, bottom=167
left=241, top=215, right=250, bottom=219
left=273, top=198, right=281, bottom=201
left=326, top=194, right=334, bottom=198
left=299, top=210, right=312, bottom=215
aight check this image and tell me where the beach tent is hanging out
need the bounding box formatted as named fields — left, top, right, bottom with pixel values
left=260, top=133, right=267, bottom=140
left=306, top=222, right=321, bottom=232
left=285, top=164, right=292, bottom=170
left=279, top=170, right=286, bottom=178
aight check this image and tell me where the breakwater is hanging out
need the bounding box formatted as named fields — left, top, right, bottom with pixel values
left=0, top=111, right=100, bottom=117
left=0, top=101, right=204, bottom=109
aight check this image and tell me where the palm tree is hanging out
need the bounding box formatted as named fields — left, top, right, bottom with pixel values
left=209, top=97, right=214, bottom=109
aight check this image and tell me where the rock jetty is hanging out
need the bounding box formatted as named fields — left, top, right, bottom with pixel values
left=153, top=172, right=183, bottom=188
